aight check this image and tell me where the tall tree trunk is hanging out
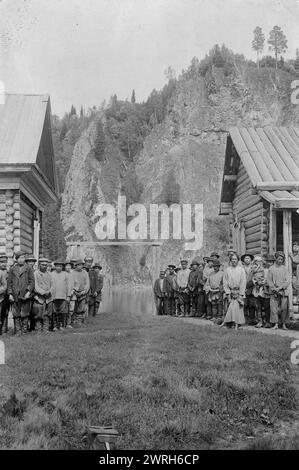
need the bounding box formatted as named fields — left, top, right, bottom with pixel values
left=257, top=51, right=259, bottom=70
left=275, top=50, right=278, bottom=70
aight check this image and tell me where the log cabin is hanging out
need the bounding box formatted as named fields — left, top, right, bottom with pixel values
left=0, top=94, right=58, bottom=265
left=219, top=126, right=299, bottom=315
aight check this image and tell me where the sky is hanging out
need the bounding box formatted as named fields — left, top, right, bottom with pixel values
left=0, top=0, right=299, bottom=116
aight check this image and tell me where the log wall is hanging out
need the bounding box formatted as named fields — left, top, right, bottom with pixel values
left=20, top=192, right=34, bottom=254
left=0, top=189, right=21, bottom=266
left=231, top=162, right=269, bottom=255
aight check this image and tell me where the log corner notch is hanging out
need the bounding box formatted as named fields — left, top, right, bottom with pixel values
left=219, top=202, right=233, bottom=215
left=223, top=174, right=238, bottom=182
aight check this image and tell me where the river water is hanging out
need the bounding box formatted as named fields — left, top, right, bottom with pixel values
left=99, top=286, right=156, bottom=315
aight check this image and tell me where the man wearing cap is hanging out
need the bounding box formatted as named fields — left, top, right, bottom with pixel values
left=172, top=267, right=181, bottom=315
left=205, top=259, right=223, bottom=320
left=203, top=258, right=214, bottom=318
left=153, top=270, right=167, bottom=315
left=84, top=256, right=95, bottom=317
left=25, top=254, right=37, bottom=270
left=267, top=251, right=291, bottom=330
left=258, top=255, right=274, bottom=328
left=241, top=253, right=255, bottom=325
left=32, top=258, right=53, bottom=332
left=251, top=255, right=268, bottom=327
left=65, top=260, right=75, bottom=326
left=7, top=251, right=35, bottom=335
left=176, top=259, right=191, bottom=316
left=51, top=261, right=70, bottom=330
left=210, top=252, right=220, bottom=263
left=84, top=256, right=94, bottom=273
left=71, top=259, right=90, bottom=325
left=0, top=254, right=8, bottom=335
left=164, top=264, right=176, bottom=316
left=88, top=263, right=104, bottom=317
left=187, top=259, right=203, bottom=317
left=25, top=254, right=37, bottom=331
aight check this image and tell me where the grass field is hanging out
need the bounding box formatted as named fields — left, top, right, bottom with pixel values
left=0, top=309, right=299, bottom=450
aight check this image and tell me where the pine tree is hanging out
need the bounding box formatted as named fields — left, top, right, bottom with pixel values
left=295, top=48, right=299, bottom=72
left=268, top=25, right=288, bottom=70
left=70, top=104, right=77, bottom=116
left=80, top=105, right=84, bottom=118
left=252, top=26, right=265, bottom=69
left=131, top=89, right=136, bottom=103
left=164, top=66, right=176, bottom=81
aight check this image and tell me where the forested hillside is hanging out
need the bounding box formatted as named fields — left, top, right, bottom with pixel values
left=44, top=45, right=299, bottom=282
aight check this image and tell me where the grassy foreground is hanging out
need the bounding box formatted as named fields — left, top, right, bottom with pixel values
left=0, top=310, right=298, bottom=450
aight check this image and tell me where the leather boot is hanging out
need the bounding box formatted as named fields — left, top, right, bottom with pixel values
left=14, top=317, right=22, bottom=335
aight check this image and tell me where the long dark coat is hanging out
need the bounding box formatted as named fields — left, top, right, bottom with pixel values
left=88, top=270, right=104, bottom=302
left=7, top=264, right=35, bottom=301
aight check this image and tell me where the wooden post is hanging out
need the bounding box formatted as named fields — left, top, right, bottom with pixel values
left=283, top=209, right=293, bottom=317
left=152, top=244, right=161, bottom=286
left=33, top=211, right=40, bottom=261
left=269, top=204, right=276, bottom=255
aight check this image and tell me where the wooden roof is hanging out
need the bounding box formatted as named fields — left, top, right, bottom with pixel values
left=0, top=94, right=49, bottom=164
left=220, top=127, right=299, bottom=212
left=0, top=94, right=58, bottom=194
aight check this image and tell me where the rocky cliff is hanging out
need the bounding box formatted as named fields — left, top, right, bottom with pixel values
left=61, top=60, right=299, bottom=285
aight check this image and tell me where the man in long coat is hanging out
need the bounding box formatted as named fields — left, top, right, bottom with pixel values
left=153, top=270, right=167, bottom=315
left=7, top=251, right=35, bottom=334
left=176, top=259, right=191, bottom=316
left=88, top=263, right=104, bottom=316
left=267, top=251, right=291, bottom=330
left=32, top=258, right=53, bottom=332
left=164, top=264, right=176, bottom=315
left=188, top=259, right=202, bottom=317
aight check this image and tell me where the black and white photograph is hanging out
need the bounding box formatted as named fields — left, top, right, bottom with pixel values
left=0, top=0, right=299, bottom=455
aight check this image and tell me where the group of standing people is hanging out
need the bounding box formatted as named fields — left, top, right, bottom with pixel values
left=153, top=248, right=292, bottom=331
left=0, top=252, right=104, bottom=335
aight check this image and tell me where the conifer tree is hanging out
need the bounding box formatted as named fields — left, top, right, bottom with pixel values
left=268, top=25, right=288, bottom=70
left=252, top=26, right=265, bottom=69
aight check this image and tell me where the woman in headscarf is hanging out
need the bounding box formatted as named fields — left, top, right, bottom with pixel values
left=221, top=253, right=246, bottom=330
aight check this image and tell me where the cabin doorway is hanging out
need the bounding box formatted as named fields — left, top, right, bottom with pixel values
left=276, top=209, right=299, bottom=260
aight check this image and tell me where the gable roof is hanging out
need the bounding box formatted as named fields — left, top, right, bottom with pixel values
left=229, top=126, right=299, bottom=184
left=220, top=126, right=299, bottom=212
left=0, top=94, right=58, bottom=193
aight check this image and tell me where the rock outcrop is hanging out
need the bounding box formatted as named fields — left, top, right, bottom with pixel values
left=61, top=65, right=299, bottom=285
